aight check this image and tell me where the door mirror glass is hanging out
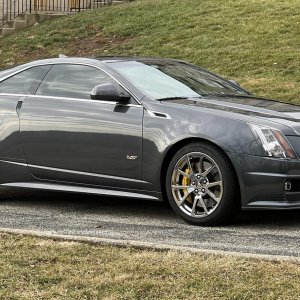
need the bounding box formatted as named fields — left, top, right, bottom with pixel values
left=90, top=83, right=131, bottom=103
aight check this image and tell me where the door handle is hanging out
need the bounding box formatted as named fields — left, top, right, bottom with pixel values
left=16, top=100, right=23, bottom=117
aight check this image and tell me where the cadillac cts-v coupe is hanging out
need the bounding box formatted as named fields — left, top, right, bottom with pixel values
left=0, top=56, right=299, bottom=226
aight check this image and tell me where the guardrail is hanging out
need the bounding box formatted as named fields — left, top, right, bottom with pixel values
left=0, top=0, right=114, bottom=26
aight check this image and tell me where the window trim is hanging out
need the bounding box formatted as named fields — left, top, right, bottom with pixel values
left=0, top=62, right=142, bottom=106
left=0, top=93, right=141, bottom=108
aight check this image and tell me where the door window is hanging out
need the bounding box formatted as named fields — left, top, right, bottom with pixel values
left=0, top=65, right=52, bottom=95
left=36, top=64, right=117, bottom=100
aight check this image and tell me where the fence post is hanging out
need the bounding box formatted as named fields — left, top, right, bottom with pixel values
left=29, top=0, right=32, bottom=12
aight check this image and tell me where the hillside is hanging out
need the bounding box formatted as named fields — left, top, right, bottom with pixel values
left=0, top=0, right=299, bottom=102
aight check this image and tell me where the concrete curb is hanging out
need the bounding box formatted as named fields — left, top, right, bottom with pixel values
left=0, top=227, right=299, bottom=263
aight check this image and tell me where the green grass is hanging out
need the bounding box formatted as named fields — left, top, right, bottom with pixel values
left=0, top=233, right=299, bottom=299
left=0, top=0, right=300, bottom=102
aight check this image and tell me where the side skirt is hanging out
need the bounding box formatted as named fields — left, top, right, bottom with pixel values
left=1, top=182, right=162, bottom=201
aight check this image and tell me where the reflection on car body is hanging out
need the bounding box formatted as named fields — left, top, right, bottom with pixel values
left=0, top=56, right=300, bottom=226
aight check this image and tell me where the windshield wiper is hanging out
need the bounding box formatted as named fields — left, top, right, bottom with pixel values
left=201, top=93, right=251, bottom=97
left=158, top=96, right=189, bottom=101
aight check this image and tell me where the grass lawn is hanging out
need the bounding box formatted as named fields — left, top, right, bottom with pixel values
left=0, top=233, right=299, bottom=299
left=0, top=0, right=299, bottom=103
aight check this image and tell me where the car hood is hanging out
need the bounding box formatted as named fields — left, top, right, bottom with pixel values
left=165, top=95, right=300, bottom=135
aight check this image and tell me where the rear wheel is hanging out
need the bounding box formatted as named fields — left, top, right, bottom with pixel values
left=166, top=142, right=239, bottom=226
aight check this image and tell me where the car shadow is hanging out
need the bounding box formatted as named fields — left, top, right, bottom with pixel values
left=0, top=188, right=299, bottom=228
left=234, top=209, right=300, bottom=227
left=0, top=188, right=174, bottom=220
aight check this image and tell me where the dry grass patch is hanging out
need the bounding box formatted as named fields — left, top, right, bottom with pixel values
left=0, top=233, right=299, bottom=299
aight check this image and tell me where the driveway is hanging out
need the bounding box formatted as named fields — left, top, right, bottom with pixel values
left=0, top=189, right=299, bottom=259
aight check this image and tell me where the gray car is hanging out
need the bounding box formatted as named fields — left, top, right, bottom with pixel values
left=0, top=56, right=299, bottom=226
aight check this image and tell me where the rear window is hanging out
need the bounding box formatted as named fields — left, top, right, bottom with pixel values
left=0, top=65, right=52, bottom=95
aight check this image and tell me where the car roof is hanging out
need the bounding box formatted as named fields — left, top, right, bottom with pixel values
left=27, top=56, right=186, bottom=65
left=1, top=56, right=188, bottom=73
left=95, top=56, right=185, bottom=63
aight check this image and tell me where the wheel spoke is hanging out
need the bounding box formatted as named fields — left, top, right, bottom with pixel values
left=172, top=185, right=190, bottom=189
left=191, top=196, right=199, bottom=216
left=185, top=154, right=194, bottom=174
left=178, top=191, right=192, bottom=206
left=201, top=164, right=215, bottom=177
left=198, top=155, right=204, bottom=173
left=207, top=181, right=222, bottom=188
left=206, top=190, right=221, bottom=203
left=176, top=167, right=190, bottom=177
left=198, top=196, right=208, bottom=215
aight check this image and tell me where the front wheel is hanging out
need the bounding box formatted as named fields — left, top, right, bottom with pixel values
left=166, top=142, right=239, bottom=226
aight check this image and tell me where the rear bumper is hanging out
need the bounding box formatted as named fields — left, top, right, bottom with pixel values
left=228, top=153, right=300, bottom=210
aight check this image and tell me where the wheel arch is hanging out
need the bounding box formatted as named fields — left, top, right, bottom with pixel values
left=160, top=137, right=241, bottom=204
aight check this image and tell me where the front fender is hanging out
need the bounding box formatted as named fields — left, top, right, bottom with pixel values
left=142, top=102, right=262, bottom=191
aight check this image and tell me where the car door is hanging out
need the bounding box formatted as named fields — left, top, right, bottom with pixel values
left=19, top=63, right=144, bottom=189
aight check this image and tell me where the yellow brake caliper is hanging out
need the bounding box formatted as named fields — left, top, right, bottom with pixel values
left=181, top=168, right=193, bottom=204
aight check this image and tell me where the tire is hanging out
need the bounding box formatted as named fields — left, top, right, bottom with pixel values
left=166, top=142, right=239, bottom=226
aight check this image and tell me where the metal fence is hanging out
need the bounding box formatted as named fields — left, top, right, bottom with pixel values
left=33, top=0, right=112, bottom=12
left=1, top=0, right=29, bottom=26
left=1, top=0, right=113, bottom=26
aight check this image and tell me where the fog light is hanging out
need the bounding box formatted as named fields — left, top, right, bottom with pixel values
left=285, top=181, right=292, bottom=191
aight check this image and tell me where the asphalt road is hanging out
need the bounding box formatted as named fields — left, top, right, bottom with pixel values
left=0, top=189, right=299, bottom=258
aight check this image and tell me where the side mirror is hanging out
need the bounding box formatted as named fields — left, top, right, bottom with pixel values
left=228, top=79, right=240, bottom=87
left=90, top=83, right=131, bottom=103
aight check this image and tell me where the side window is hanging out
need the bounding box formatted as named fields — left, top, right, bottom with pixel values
left=36, top=64, right=117, bottom=99
left=0, top=65, right=52, bottom=95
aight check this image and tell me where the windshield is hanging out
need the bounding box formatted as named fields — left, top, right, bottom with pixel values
left=108, top=60, right=248, bottom=99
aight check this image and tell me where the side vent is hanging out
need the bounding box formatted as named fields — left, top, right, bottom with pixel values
left=147, top=110, right=171, bottom=119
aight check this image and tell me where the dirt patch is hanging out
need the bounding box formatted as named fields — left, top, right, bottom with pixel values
left=68, top=33, right=133, bottom=56
left=22, top=47, right=52, bottom=62
left=2, top=33, right=133, bottom=67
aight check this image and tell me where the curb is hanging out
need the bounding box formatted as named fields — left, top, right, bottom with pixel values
left=0, top=227, right=299, bottom=263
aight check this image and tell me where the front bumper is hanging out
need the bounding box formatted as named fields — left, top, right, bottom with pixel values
left=228, top=153, right=300, bottom=210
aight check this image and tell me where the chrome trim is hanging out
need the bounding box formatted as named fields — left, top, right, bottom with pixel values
left=0, top=159, right=147, bottom=183
left=0, top=61, right=142, bottom=105
left=0, top=159, right=26, bottom=167
left=2, top=182, right=159, bottom=200
left=0, top=93, right=142, bottom=107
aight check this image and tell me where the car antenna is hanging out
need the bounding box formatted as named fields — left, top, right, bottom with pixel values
left=59, top=54, right=68, bottom=58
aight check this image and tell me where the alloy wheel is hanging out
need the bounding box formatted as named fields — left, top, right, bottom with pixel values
left=171, top=152, right=223, bottom=218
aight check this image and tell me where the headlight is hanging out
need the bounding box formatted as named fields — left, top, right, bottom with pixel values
left=249, top=124, right=297, bottom=159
